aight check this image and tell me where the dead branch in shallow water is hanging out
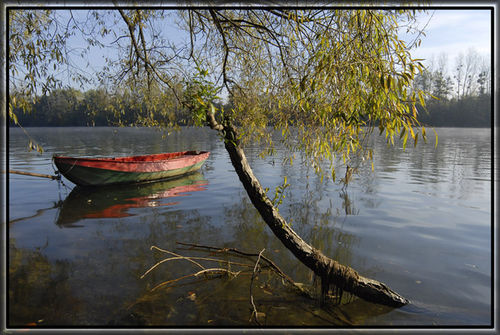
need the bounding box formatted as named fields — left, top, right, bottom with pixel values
left=175, top=241, right=311, bottom=297
left=141, top=245, right=245, bottom=292
left=150, top=267, right=242, bottom=292
left=175, top=241, right=363, bottom=306
left=139, top=242, right=364, bottom=325
left=249, top=248, right=265, bottom=325
left=141, top=246, right=205, bottom=279
left=141, top=245, right=257, bottom=280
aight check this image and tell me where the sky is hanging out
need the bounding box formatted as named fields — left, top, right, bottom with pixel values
left=408, top=9, right=492, bottom=71
left=102, top=8, right=492, bottom=80
left=17, top=7, right=494, bottom=91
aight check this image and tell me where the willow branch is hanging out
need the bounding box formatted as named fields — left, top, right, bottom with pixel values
left=208, top=9, right=234, bottom=96
left=136, top=9, right=151, bottom=88
left=188, top=10, right=195, bottom=60
left=117, top=8, right=181, bottom=102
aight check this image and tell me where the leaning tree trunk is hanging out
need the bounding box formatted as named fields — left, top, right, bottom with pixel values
left=206, top=111, right=409, bottom=307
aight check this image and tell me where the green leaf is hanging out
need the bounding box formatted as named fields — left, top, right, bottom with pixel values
left=399, top=126, right=406, bottom=139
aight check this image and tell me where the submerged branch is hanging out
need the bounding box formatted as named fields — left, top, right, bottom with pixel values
left=176, top=241, right=307, bottom=296
left=149, top=264, right=241, bottom=292
left=149, top=268, right=240, bottom=292
left=249, top=248, right=265, bottom=325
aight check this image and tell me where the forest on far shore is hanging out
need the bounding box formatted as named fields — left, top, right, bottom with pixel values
left=9, top=87, right=491, bottom=128
left=10, top=48, right=492, bottom=129
left=411, top=49, right=491, bottom=128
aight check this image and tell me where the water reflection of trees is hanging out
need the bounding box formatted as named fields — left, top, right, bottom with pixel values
left=9, top=238, right=83, bottom=326
left=219, top=183, right=361, bottom=284
left=404, top=129, right=490, bottom=202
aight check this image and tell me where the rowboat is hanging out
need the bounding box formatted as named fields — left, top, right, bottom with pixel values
left=53, top=151, right=210, bottom=186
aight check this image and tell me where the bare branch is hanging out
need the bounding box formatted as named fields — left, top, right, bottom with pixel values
left=249, top=248, right=265, bottom=325
left=208, top=9, right=234, bottom=96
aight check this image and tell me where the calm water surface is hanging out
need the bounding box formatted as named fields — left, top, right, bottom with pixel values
left=7, top=127, right=492, bottom=327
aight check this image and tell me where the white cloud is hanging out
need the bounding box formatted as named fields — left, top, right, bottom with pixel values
left=407, top=9, right=492, bottom=69
left=423, top=10, right=487, bottom=31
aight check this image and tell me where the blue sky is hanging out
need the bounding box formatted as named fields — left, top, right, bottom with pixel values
left=49, top=8, right=494, bottom=90
left=409, top=9, right=492, bottom=69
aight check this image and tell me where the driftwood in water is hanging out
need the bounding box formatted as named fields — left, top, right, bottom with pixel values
left=9, top=169, right=60, bottom=180
left=206, top=110, right=409, bottom=307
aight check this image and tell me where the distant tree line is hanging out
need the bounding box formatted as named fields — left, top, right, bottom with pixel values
left=10, top=85, right=491, bottom=128
left=10, top=87, right=192, bottom=127
left=10, top=49, right=491, bottom=128
left=412, top=48, right=491, bottom=127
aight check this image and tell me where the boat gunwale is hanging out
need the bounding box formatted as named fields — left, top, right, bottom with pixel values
left=52, top=150, right=209, bottom=165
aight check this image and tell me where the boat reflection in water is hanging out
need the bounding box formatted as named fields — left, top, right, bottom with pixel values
left=56, top=172, right=208, bottom=228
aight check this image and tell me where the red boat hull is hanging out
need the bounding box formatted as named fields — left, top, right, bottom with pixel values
left=53, top=151, right=210, bottom=186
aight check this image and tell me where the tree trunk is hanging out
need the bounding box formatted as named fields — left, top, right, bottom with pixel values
left=207, top=112, right=409, bottom=307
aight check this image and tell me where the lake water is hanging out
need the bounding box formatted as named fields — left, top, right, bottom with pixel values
left=7, top=127, right=492, bottom=327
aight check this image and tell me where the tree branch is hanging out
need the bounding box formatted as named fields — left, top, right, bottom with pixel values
left=205, top=105, right=224, bottom=132
left=176, top=241, right=304, bottom=294
left=136, top=9, right=152, bottom=88
left=249, top=248, right=265, bottom=325
left=117, top=8, right=181, bottom=102
left=208, top=9, right=234, bottom=97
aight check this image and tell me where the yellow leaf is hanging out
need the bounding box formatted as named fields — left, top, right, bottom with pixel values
left=195, top=97, right=205, bottom=106
left=433, top=128, right=438, bottom=148
left=409, top=126, right=415, bottom=140
left=402, top=130, right=408, bottom=150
